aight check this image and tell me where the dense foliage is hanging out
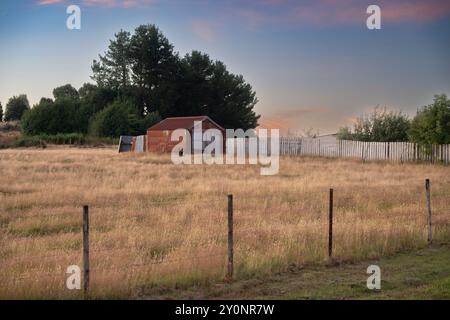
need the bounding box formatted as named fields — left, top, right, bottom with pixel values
left=337, top=107, right=411, bottom=142
left=408, top=94, right=450, bottom=145
left=91, top=24, right=259, bottom=130
left=338, top=96, right=450, bottom=144
left=88, top=99, right=161, bottom=138
left=5, top=24, right=448, bottom=143
left=16, top=24, right=259, bottom=138
left=4, top=95, right=30, bottom=121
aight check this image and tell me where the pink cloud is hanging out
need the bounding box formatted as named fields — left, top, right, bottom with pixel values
left=191, top=20, right=218, bottom=42
left=81, top=0, right=155, bottom=7
left=288, top=0, right=365, bottom=26
left=37, top=0, right=64, bottom=5
left=237, top=9, right=267, bottom=30
left=382, top=1, right=450, bottom=23
left=235, top=0, right=450, bottom=29
left=36, top=0, right=155, bottom=8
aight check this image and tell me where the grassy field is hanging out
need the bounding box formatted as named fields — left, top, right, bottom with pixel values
left=0, top=147, right=449, bottom=299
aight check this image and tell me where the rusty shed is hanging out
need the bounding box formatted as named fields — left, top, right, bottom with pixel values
left=147, top=116, right=225, bottom=153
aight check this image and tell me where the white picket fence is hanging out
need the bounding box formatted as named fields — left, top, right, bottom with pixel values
left=279, top=137, right=450, bottom=164
left=179, top=137, right=450, bottom=164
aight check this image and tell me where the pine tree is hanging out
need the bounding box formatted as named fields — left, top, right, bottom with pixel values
left=92, top=30, right=131, bottom=90
left=91, top=24, right=260, bottom=129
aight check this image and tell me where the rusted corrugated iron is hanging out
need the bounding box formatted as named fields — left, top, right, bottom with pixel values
left=119, top=116, right=224, bottom=154
left=147, top=116, right=225, bottom=153
left=118, top=135, right=146, bottom=153
left=134, top=135, right=146, bottom=152
left=147, top=116, right=224, bottom=131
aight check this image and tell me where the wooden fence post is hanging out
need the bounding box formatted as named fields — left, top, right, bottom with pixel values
left=227, top=194, right=234, bottom=280
left=83, top=205, right=90, bottom=298
left=425, top=179, right=432, bottom=244
left=328, top=189, right=334, bottom=258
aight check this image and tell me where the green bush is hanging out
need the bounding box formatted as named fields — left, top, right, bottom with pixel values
left=4, top=95, right=30, bottom=121
left=34, top=133, right=118, bottom=145
left=89, top=99, right=136, bottom=138
left=337, top=107, right=410, bottom=142
left=89, top=98, right=160, bottom=138
left=22, top=98, right=80, bottom=135
left=0, top=133, right=118, bottom=149
left=409, top=94, right=450, bottom=145
left=12, top=136, right=46, bottom=148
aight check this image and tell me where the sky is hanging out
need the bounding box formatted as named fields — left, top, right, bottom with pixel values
left=0, top=0, right=449, bottom=134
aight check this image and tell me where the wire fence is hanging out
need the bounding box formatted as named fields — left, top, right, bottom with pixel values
left=1, top=198, right=226, bottom=287
left=2, top=180, right=448, bottom=296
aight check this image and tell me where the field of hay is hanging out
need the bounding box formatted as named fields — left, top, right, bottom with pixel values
left=1, top=147, right=449, bottom=299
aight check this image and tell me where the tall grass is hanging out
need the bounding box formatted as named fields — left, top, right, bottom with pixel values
left=0, top=148, right=449, bottom=298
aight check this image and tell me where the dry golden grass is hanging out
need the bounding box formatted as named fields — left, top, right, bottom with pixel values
left=1, top=147, right=449, bottom=299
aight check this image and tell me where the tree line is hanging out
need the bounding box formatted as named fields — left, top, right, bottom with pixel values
left=337, top=94, right=450, bottom=145
left=1, top=24, right=448, bottom=144
left=0, top=24, right=259, bottom=138
left=2, top=91, right=449, bottom=145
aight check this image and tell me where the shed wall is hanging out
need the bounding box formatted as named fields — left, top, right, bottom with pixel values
left=147, top=118, right=225, bottom=153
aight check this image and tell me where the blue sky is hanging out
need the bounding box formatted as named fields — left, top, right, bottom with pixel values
left=1, top=0, right=449, bottom=133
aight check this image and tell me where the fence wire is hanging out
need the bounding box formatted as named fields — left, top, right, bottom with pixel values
left=2, top=186, right=448, bottom=290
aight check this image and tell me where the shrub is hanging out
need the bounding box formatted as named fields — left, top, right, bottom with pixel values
left=4, top=95, right=30, bottom=121
left=89, top=98, right=160, bottom=138
left=89, top=99, right=136, bottom=138
left=22, top=98, right=80, bottom=135
left=12, top=136, right=46, bottom=148
left=337, top=107, right=410, bottom=142
left=409, top=94, right=450, bottom=145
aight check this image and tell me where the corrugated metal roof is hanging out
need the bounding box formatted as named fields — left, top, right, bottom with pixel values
left=148, top=116, right=224, bottom=131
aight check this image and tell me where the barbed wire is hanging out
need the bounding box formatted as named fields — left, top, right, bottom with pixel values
left=4, top=217, right=445, bottom=266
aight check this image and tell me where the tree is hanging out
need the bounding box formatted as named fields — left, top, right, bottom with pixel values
left=39, top=97, right=53, bottom=104
left=167, top=51, right=259, bottom=129
left=409, top=94, right=450, bottom=144
left=129, top=25, right=179, bottom=115
left=127, top=110, right=162, bottom=136
left=302, top=128, right=319, bottom=138
left=21, top=100, right=55, bottom=134
left=78, top=83, right=98, bottom=99
left=4, top=95, right=30, bottom=121
left=336, top=127, right=353, bottom=140
left=208, top=60, right=259, bottom=129
left=89, top=98, right=160, bottom=138
left=92, top=30, right=131, bottom=90
left=0, top=101, right=3, bottom=121
left=53, top=84, right=79, bottom=100
left=77, top=86, right=118, bottom=133
left=337, top=107, right=410, bottom=142
left=91, top=24, right=260, bottom=129
left=92, top=25, right=180, bottom=115
left=22, top=98, right=80, bottom=134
